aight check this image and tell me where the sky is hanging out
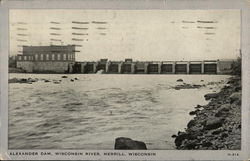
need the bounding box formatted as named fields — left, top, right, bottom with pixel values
left=9, top=9, right=241, bottom=61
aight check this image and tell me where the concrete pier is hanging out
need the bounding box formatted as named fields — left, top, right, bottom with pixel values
left=69, top=63, right=73, bottom=73
left=93, top=63, right=97, bottom=73
left=118, top=62, right=123, bottom=74
left=201, top=61, right=205, bottom=74
left=80, top=62, right=86, bottom=73
left=144, top=63, right=149, bottom=74
left=105, top=61, right=110, bottom=73
left=216, top=60, right=220, bottom=74
left=131, top=63, right=135, bottom=74
left=158, top=62, right=162, bottom=74
left=187, top=61, right=190, bottom=74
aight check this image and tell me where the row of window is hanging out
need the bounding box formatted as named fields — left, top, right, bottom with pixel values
left=18, top=53, right=75, bottom=61
left=18, top=55, right=34, bottom=61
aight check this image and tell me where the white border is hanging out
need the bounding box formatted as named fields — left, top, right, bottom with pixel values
left=1, top=0, right=250, bottom=160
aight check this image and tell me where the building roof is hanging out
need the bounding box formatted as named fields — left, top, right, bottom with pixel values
left=23, top=45, right=75, bottom=53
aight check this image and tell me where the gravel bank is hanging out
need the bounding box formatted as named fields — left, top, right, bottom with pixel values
left=174, top=76, right=241, bottom=150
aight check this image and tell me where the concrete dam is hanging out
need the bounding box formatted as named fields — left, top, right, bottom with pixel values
left=69, top=59, right=231, bottom=74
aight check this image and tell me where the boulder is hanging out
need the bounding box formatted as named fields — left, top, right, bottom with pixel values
left=204, top=117, right=224, bottom=130
left=229, top=92, right=241, bottom=103
left=114, top=137, right=147, bottom=150
left=184, top=140, right=198, bottom=149
left=221, top=132, right=229, bottom=138
left=171, top=134, right=177, bottom=138
left=177, top=79, right=183, bottom=82
left=234, top=86, right=241, bottom=92
left=195, top=104, right=203, bottom=109
left=175, top=132, right=190, bottom=147
left=27, top=78, right=37, bottom=82
left=174, top=84, right=203, bottom=90
left=189, top=111, right=196, bottom=115
left=204, top=93, right=218, bottom=100
left=187, top=120, right=196, bottom=128
left=9, top=78, right=18, bottom=83
left=215, top=104, right=230, bottom=117
left=189, top=109, right=200, bottom=116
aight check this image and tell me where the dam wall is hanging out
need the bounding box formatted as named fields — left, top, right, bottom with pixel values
left=69, top=59, right=234, bottom=74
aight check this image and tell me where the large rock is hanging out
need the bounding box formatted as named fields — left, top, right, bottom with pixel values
left=61, top=75, right=68, bottom=78
left=114, top=137, right=147, bottom=150
left=204, top=93, right=218, bottom=100
left=174, top=132, right=190, bottom=147
left=204, top=117, right=224, bottom=130
left=177, top=79, right=183, bottom=82
left=229, top=92, right=241, bottom=103
left=187, top=120, right=196, bottom=128
left=215, top=104, right=230, bottom=117
left=9, top=78, right=37, bottom=84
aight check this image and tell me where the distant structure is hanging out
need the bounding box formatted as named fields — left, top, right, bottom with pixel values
left=70, top=59, right=235, bottom=75
left=16, top=45, right=75, bottom=73
left=15, top=46, right=235, bottom=74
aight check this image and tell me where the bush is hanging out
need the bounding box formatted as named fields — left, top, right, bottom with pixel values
left=231, top=53, right=241, bottom=76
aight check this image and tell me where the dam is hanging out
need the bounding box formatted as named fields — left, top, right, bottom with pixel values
left=70, top=59, right=233, bottom=74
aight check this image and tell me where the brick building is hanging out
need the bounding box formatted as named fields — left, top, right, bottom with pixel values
left=16, top=45, right=75, bottom=73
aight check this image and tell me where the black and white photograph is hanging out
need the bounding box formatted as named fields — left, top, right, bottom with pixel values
left=1, top=0, right=250, bottom=160
left=8, top=9, right=242, bottom=150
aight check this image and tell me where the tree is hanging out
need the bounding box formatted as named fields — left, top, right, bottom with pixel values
left=231, top=52, right=241, bottom=76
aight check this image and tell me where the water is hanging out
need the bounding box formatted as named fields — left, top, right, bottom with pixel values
left=8, top=74, right=230, bottom=149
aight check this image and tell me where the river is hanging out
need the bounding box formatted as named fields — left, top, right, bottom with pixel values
left=8, top=74, right=230, bottom=149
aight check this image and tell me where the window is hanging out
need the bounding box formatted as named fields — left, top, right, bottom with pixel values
left=46, top=54, right=49, bottom=60
left=52, top=54, right=55, bottom=60
left=68, top=54, right=71, bottom=60
left=35, top=54, right=38, bottom=60
left=18, top=56, right=22, bottom=60
left=40, top=54, right=43, bottom=60
left=63, top=54, right=66, bottom=60
left=24, top=56, right=27, bottom=61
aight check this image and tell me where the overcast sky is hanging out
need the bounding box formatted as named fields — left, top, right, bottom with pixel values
left=10, top=9, right=240, bottom=61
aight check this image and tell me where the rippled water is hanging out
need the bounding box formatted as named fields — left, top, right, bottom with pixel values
left=9, top=74, right=230, bottom=149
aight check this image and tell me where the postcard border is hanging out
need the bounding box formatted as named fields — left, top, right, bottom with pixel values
left=1, top=0, right=250, bottom=160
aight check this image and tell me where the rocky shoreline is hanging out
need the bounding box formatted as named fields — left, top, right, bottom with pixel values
left=174, top=76, right=241, bottom=150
